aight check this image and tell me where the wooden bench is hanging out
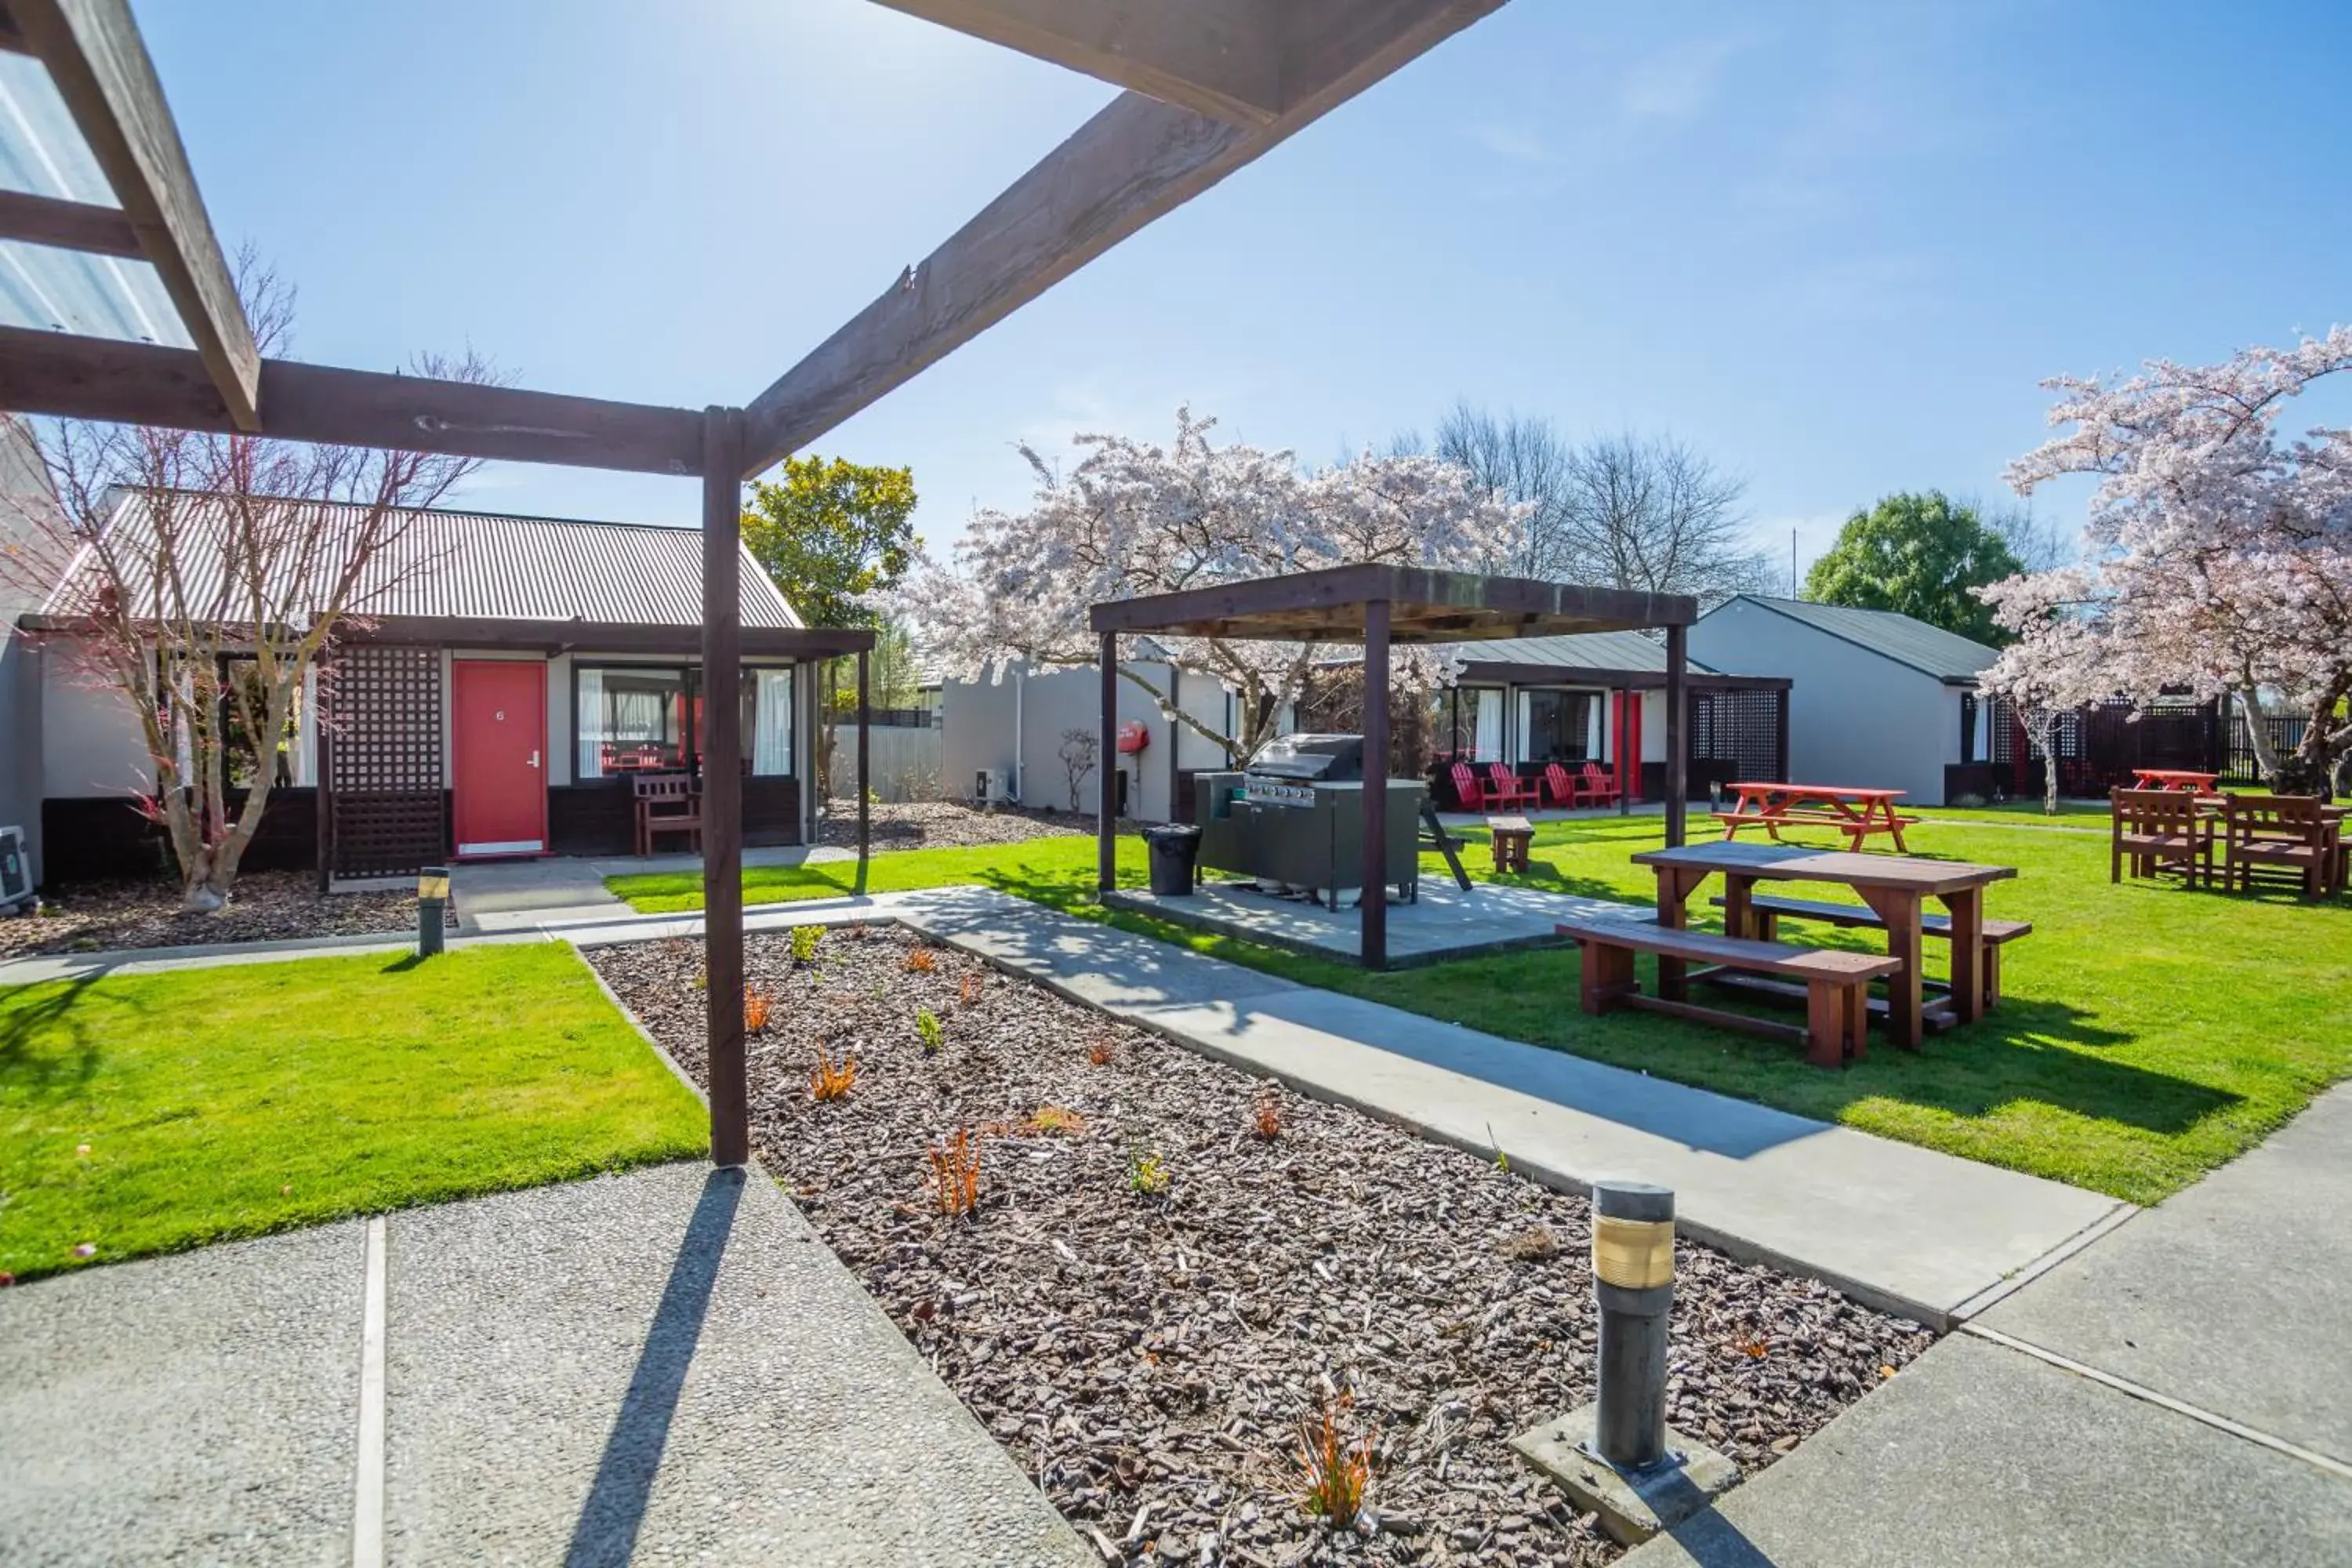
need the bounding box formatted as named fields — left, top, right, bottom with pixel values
left=632, top=772, right=703, bottom=856
left=1555, top=917, right=1903, bottom=1069
left=1488, top=815, right=1534, bottom=873
left=1709, top=893, right=2033, bottom=1008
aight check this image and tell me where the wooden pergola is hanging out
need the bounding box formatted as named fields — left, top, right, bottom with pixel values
left=1090, top=564, right=1700, bottom=968
left=0, top=0, right=1515, bottom=1163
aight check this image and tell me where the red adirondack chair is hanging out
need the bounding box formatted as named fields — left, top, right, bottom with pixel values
left=1576, top=762, right=1622, bottom=807
left=1542, top=762, right=1581, bottom=807
left=1486, top=762, right=1539, bottom=809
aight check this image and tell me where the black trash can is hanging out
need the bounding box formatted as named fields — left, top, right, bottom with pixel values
left=1142, top=823, right=1203, bottom=896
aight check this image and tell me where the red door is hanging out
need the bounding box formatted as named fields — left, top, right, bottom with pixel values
left=452, top=660, right=548, bottom=858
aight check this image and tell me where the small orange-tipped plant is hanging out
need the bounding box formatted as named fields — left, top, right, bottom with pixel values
left=927, top=1129, right=982, bottom=1218
left=808, top=1045, right=856, bottom=1102
left=744, top=986, right=774, bottom=1033
left=904, top=946, right=938, bottom=974
left=1253, top=1096, right=1283, bottom=1141
left=1086, top=1038, right=1116, bottom=1067
left=1294, top=1398, right=1375, bottom=1526
left=958, top=971, right=984, bottom=1006
left=1025, top=1105, right=1087, bottom=1137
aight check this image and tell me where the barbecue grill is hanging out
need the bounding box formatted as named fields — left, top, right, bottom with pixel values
left=1193, top=734, right=1424, bottom=907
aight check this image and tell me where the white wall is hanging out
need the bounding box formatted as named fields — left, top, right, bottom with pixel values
left=941, top=660, right=1274, bottom=820
left=1690, top=598, right=1958, bottom=804
left=40, top=643, right=153, bottom=799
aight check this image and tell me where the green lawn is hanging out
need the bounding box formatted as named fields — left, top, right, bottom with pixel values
left=608, top=818, right=2351, bottom=1206
left=0, top=945, right=706, bottom=1281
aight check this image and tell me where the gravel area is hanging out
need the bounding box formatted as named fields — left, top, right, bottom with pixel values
left=816, top=799, right=1091, bottom=852
left=0, top=870, right=431, bottom=958
left=592, top=926, right=1932, bottom=1567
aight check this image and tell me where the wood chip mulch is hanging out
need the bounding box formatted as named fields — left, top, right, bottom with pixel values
left=0, top=870, right=430, bottom=958
left=590, top=927, right=1932, bottom=1567
left=815, top=799, right=1090, bottom=852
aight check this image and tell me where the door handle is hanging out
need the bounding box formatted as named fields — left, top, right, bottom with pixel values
left=528, top=750, right=541, bottom=769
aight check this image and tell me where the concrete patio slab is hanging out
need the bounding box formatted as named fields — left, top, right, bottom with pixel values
left=0, top=1221, right=367, bottom=1567
left=1975, top=1083, right=2352, bottom=1465
left=1105, top=876, right=1646, bottom=965
left=384, top=1163, right=1088, bottom=1566
left=1623, top=1332, right=2352, bottom=1568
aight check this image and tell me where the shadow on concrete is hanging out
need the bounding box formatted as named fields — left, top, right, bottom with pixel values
left=564, top=1167, right=742, bottom=1568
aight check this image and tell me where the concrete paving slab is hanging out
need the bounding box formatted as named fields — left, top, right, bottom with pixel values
left=1117, top=985, right=2127, bottom=1325
left=1105, top=877, right=1645, bottom=965
left=1976, top=1083, right=2352, bottom=1465
left=1622, top=1333, right=2352, bottom=1568
left=383, top=1163, right=1088, bottom=1567
left=903, top=892, right=1303, bottom=1011
left=0, top=1222, right=366, bottom=1567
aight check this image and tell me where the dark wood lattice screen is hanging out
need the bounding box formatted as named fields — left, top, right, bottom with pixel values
left=1690, top=688, right=1783, bottom=785
left=324, top=645, right=445, bottom=879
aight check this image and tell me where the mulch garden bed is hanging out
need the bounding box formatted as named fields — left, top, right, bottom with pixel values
left=816, top=798, right=1089, bottom=852
left=0, top=870, right=427, bottom=959
left=591, top=926, right=1931, bottom=1566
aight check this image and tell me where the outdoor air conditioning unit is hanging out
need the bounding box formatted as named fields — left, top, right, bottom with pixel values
left=973, top=768, right=1007, bottom=806
left=0, top=826, right=31, bottom=911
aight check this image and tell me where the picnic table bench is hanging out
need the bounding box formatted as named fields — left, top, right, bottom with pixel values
left=1709, top=892, right=2033, bottom=1009
left=1556, top=917, right=1902, bottom=1068
left=1713, top=782, right=1918, bottom=852
left=1634, top=840, right=2018, bottom=1049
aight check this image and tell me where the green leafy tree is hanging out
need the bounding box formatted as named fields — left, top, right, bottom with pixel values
left=741, top=454, right=918, bottom=630
left=1804, top=491, right=2026, bottom=644
left=742, top=455, right=918, bottom=806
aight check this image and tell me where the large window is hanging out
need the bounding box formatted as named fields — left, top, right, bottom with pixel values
left=575, top=662, right=796, bottom=779
left=1520, top=689, right=1595, bottom=764
left=1441, top=686, right=1505, bottom=759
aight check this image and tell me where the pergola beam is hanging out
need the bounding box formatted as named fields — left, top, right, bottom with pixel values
left=0, top=187, right=142, bottom=256
left=0, top=326, right=708, bottom=475
left=871, top=0, right=1283, bottom=126
left=11, top=0, right=262, bottom=430
left=740, top=0, right=1506, bottom=474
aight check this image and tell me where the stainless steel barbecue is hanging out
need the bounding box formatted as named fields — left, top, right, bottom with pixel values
left=1194, top=734, right=1424, bottom=906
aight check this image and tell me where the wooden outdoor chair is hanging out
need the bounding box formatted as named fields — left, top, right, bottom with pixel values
left=632, top=771, right=703, bottom=857
left=2110, top=788, right=2210, bottom=887
left=2220, top=794, right=2329, bottom=896
left=1486, top=762, right=1540, bottom=809
left=1541, top=762, right=1581, bottom=808
left=1576, top=761, right=1622, bottom=808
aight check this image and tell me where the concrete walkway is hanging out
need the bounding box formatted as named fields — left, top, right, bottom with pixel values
left=0, top=1163, right=1089, bottom=1568
left=451, top=844, right=855, bottom=933
left=1625, top=1082, right=2352, bottom=1566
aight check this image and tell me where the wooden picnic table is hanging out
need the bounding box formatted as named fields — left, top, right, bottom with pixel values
left=2132, top=768, right=2219, bottom=792
left=1715, top=782, right=1917, bottom=851
left=1632, top=840, right=2018, bottom=1050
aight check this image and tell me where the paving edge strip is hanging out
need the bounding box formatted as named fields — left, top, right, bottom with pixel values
left=353, top=1216, right=389, bottom=1568
left=1958, top=1323, right=2352, bottom=1482
left=1945, top=1200, right=2142, bottom=1323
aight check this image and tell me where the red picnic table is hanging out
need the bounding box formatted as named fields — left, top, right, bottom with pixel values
left=1714, top=782, right=1918, bottom=852
left=2132, top=768, right=2220, bottom=793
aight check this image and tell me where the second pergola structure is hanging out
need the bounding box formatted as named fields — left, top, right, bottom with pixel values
left=1089, top=564, right=1701, bottom=969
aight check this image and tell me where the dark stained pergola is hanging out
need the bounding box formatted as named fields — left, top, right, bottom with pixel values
left=1090, top=564, right=1700, bottom=969
left=0, top=0, right=1515, bottom=1163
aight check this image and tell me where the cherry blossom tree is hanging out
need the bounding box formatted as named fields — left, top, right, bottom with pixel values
left=898, top=408, right=1526, bottom=763
left=1982, top=328, right=2352, bottom=797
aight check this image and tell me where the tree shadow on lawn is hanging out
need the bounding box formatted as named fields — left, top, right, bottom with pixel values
left=1494, top=859, right=1652, bottom=902
left=0, top=972, right=114, bottom=1102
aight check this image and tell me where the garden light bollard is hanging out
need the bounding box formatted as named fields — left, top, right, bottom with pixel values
left=417, top=866, right=448, bottom=957
left=1590, top=1179, right=1675, bottom=1472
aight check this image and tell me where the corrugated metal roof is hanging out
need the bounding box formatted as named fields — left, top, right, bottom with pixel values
left=1722, top=595, right=1997, bottom=684
left=44, top=491, right=804, bottom=628
left=1456, top=629, right=1725, bottom=676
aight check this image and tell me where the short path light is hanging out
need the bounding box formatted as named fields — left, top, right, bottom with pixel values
left=417, top=866, right=449, bottom=957
left=1509, top=1180, right=1740, bottom=1545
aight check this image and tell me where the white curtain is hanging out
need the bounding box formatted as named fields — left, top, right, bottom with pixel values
left=1475, top=688, right=1503, bottom=760
left=575, top=667, right=604, bottom=778
left=753, top=667, right=793, bottom=776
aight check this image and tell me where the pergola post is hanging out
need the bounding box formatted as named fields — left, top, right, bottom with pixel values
left=855, top=646, right=872, bottom=895
left=1098, top=630, right=1117, bottom=893
left=1362, top=597, right=1391, bottom=971
left=699, top=406, right=750, bottom=1168
left=1664, top=622, right=1689, bottom=848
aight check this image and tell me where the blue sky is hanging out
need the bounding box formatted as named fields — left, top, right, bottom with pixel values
left=136, top=0, right=2352, bottom=578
